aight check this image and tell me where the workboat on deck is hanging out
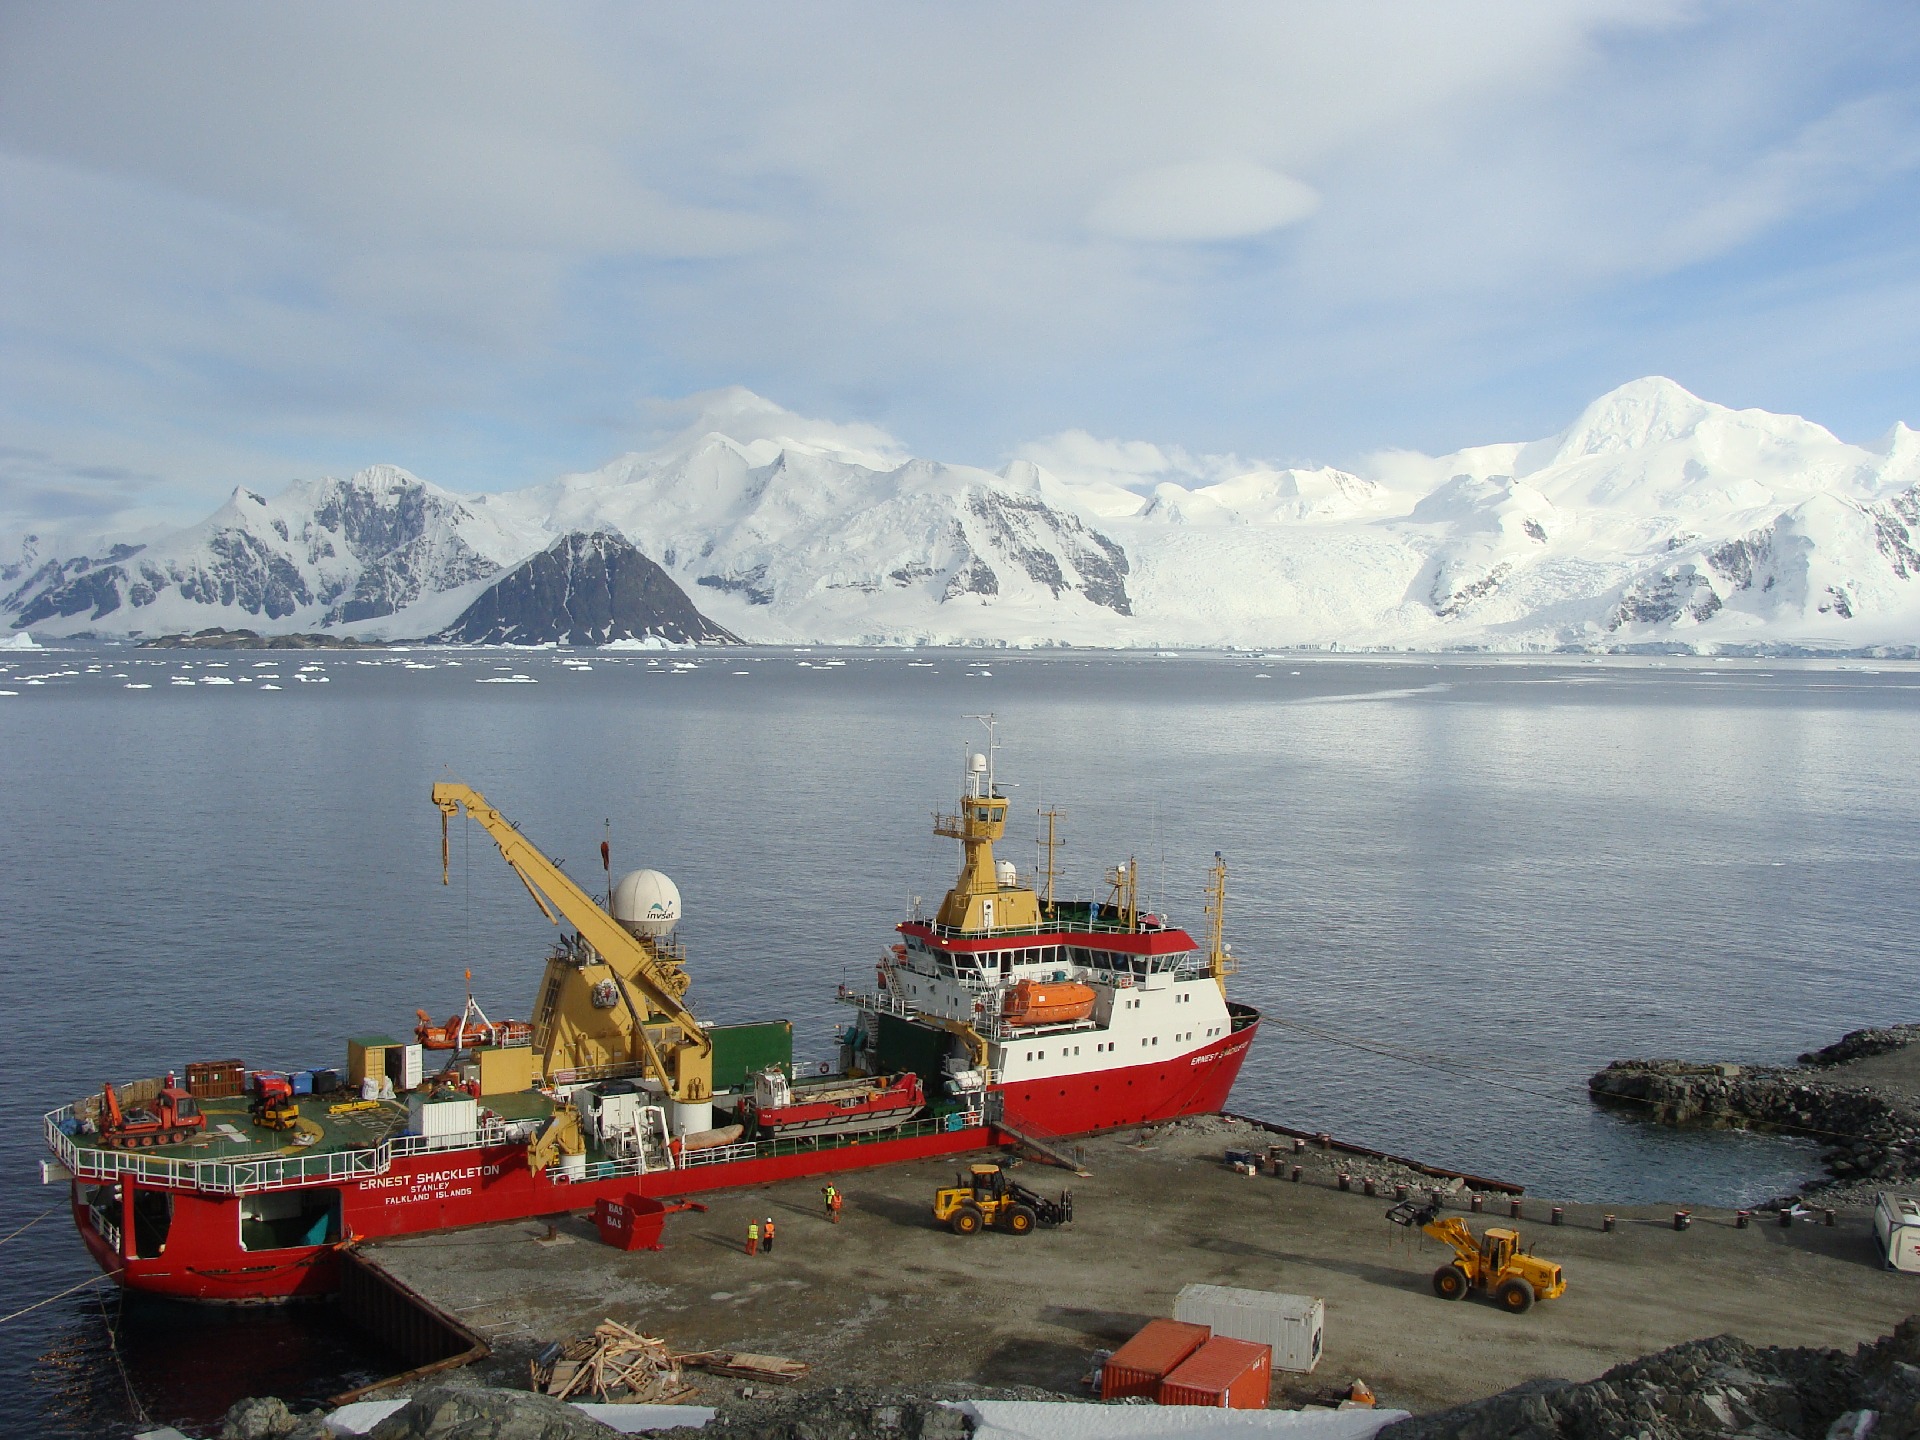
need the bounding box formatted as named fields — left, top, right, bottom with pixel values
left=42, top=729, right=1260, bottom=1300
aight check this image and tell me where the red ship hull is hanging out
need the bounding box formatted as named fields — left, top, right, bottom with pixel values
left=70, top=1019, right=1258, bottom=1302
left=998, top=1021, right=1258, bottom=1137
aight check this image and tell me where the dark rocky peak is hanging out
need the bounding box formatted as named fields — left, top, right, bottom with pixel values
left=434, top=531, right=739, bottom=646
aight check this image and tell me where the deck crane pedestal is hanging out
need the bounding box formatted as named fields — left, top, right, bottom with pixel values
left=431, top=783, right=715, bottom=1140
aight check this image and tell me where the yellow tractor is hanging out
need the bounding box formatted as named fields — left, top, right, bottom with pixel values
left=934, top=1163, right=1072, bottom=1236
left=1387, top=1200, right=1566, bottom=1313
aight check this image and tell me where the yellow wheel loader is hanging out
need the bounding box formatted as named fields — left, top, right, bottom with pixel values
left=933, top=1163, right=1071, bottom=1236
left=1387, top=1199, right=1566, bottom=1313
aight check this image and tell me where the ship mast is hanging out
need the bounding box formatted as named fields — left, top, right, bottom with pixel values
left=1036, top=807, right=1064, bottom=912
left=1205, top=851, right=1234, bottom=998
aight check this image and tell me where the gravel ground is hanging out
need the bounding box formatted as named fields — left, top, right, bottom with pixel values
left=361, top=1115, right=1920, bottom=1418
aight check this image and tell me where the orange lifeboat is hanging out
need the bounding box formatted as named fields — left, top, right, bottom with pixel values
left=1002, top=979, right=1097, bottom=1026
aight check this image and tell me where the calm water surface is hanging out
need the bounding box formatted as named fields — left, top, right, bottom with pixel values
left=3, top=646, right=1917, bottom=1435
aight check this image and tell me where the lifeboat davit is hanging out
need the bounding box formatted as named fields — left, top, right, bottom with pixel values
left=414, top=1009, right=533, bottom=1050
left=1002, top=979, right=1097, bottom=1026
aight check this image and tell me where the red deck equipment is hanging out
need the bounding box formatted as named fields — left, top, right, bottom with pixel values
left=1100, top=1319, right=1212, bottom=1400
left=592, top=1195, right=708, bottom=1251
left=1157, top=1335, right=1272, bottom=1409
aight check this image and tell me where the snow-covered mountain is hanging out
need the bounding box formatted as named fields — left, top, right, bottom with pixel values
left=8, top=379, right=1920, bottom=651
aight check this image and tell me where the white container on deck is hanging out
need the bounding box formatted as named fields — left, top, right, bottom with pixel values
left=408, top=1093, right=479, bottom=1148
left=1874, top=1193, right=1920, bottom=1271
left=1174, top=1283, right=1323, bottom=1374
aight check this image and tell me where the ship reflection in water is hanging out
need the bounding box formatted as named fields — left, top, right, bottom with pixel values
left=36, top=1292, right=391, bottom=1438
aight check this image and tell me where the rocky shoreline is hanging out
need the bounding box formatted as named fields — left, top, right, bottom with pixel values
left=1380, top=1315, right=1920, bottom=1440
left=1589, top=1023, right=1920, bottom=1208
left=213, top=1320, right=1920, bottom=1440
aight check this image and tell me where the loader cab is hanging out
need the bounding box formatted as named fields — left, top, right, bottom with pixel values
left=1482, top=1228, right=1518, bottom=1273
left=961, top=1164, right=1008, bottom=1201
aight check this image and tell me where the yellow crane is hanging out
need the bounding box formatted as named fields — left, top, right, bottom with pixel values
left=431, top=782, right=714, bottom=1109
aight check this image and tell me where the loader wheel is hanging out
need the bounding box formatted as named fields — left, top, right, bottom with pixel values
left=950, top=1204, right=984, bottom=1236
left=1005, top=1204, right=1037, bottom=1236
left=1432, top=1264, right=1470, bottom=1300
left=1495, top=1278, right=1535, bottom=1314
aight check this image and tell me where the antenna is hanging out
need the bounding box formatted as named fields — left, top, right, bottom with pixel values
left=964, top=712, right=998, bottom=794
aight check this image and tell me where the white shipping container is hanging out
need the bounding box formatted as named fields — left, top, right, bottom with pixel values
left=408, top=1093, right=479, bottom=1145
left=1874, top=1193, right=1920, bottom=1272
left=1174, top=1284, right=1324, bottom=1374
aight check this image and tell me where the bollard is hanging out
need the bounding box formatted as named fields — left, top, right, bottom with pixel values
left=1430, top=1190, right=1445, bottom=1209
left=1294, top=1137, right=1307, bottom=1154
left=1318, top=1133, right=1333, bottom=1150
left=1779, top=1208, right=1794, bottom=1228
left=1674, top=1210, right=1691, bottom=1231
left=1363, top=1178, right=1377, bottom=1197
left=1470, top=1194, right=1484, bottom=1213
left=1602, top=1213, right=1616, bottom=1233
left=1736, top=1210, right=1751, bottom=1229
left=1509, top=1198, right=1524, bottom=1220
left=1550, top=1206, right=1564, bottom=1226
left=1338, top=1172, right=1350, bottom=1192
left=1825, top=1209, right=1836, bottom=1228
left=1394, top=1183, right=1408, bottom=1201
left=1290, top=1165, right=1302, bottom=1183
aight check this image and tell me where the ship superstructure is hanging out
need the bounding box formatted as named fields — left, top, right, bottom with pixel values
left=41, top=733, right=1259, bottom=1301
left=840, top=729, right=1259, bottom=1139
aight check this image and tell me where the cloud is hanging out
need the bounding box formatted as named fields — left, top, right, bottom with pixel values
left=2, top=0, right=1918, bottom=533
left=1086, top=159, right=1320, bottom=243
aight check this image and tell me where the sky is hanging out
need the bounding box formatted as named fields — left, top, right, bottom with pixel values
left=3, top=1, right=1919, bottom=547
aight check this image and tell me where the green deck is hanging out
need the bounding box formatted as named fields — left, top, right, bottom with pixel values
left=67, top=1092, right=550, bottom=1163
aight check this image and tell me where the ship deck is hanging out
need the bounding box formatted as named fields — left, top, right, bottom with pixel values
left=50, top=1088, right=566, bottom=1194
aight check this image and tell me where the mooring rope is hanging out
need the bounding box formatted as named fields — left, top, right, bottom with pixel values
left=0, top=1205, right=57, bottom=1248
left=0, top=1273, right=110, bottom=1326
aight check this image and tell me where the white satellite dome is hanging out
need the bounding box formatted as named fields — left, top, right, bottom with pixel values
left=611, top=869, right=682, bottom=938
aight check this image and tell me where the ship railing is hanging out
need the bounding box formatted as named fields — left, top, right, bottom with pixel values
left=677, top=1105, right=987, bottom=1171
left=837, top=985, right=913, bottom=1019
left=42, top=1103, right=522, bottom=1196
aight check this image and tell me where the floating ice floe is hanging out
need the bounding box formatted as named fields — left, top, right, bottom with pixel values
left=600, top=635, right=685, bottom=651
left=476, top=674, right=537, bottom=684
left=259, top=683, right=282, bottom=690
left=125, top=682, right=152, bottom=689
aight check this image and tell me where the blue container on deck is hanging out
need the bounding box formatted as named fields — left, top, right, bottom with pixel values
left=291, top=1071, right=314, bottom=1096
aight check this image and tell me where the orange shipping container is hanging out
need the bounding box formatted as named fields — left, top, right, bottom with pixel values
left=1157, top=1336, right=1272, bottom=1409
left=1100, top=1319, right=1211, bottom=1400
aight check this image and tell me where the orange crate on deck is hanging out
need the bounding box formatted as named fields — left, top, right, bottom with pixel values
left=185, top=1060, right=245, bottom=1099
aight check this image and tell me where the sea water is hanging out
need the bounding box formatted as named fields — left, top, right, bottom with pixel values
left=2, top=647, right=1916, bottom=1435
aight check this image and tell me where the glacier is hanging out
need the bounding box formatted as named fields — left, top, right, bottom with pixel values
left=7, top=378, right=1920, bottom=652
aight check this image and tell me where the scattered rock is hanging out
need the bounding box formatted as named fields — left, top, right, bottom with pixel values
left=364, top=1384, right=625, bottom=1439
left=218, top=1395, right=330, bottom=1440
left=1381, top=1315, right=1920, bottom=1440
left=650, top=1386, right=973, bottom=1440
left=1802, top=1025, right=1920, bottom=1068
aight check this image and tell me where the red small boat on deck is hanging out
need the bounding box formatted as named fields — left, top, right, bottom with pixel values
left=743, top=1069, right=926, bottom=1139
